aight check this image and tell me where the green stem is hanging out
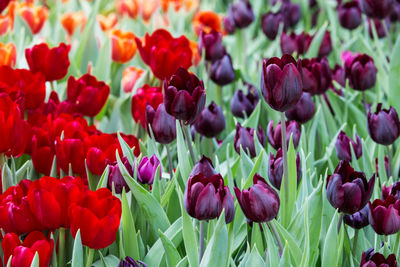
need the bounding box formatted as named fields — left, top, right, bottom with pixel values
left=280, top=112, right=289, bottom=209
left=50, top=81, right=55, bottom=91
left=199, top=220, right=206, bottom=263
left=318, top=95, right=331, bottom=137
left=267, top=222, right=283, bottom=255
left=337, top=213, right=344, bottom=233
left=86, top=248, right=94, bottom=267
left=166, top=144, right=174, bottom=180
left=361, top=92, right=367, bottom=116
left=386, top=145, right=392, bottom=179
left=352, top=229, right=359, bottom=256
left=215, top=85, right=223, bottom=107
left=393, top=231, right=400, bottom=256
left=180, top=121, right=197, bottom=164
left=382, top=19, right=392, bottom=51
left=58, top=228, right=65, bottom=267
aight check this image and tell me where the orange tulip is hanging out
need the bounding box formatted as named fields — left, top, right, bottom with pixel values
left=111, top=29, right=136, bottom=63
left=116, top=0, right=139, bottom=19
left=0, top=43, right=16, bottom=67
left=60, top=11, right=87, bottom=36
left=97, top=13, right=118, bottom=32
left=0, top=15, right=11, bottom=36
left=160, top=0, right=198, bottom=13
left=192, top=10, right=222, bottom=36
left=17, top=3, right=48, bottom=34
left=140, top=0, right=158, bottom=23
left=122, top=66, right=144, bottom=93
left=189, top=40, right=201, bottom=67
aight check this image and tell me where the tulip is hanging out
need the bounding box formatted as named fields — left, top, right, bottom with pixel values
left=184, top=173, right=235, bottom=223
left=360, top=250, right=397, bottom=267
left=267, top=120, right=301, bottom=150
left=145, top=103, right=176, bottom=144
left=0, top=15, right=11, bottom=36
left=0, top=0, right=10, bottom=13
left=230, top=84, right=259, bottom=118
left=69, top=188, right=122, bottom=249
left=338, top=1, right=362, bottom=30
left=326, top=161, right=375, bottom=214
left=280, top=32, right=312, bottom=56
left=359, top=0, right=394, bottom=19
left=268, top=148, right=301, bottom=190
left=122, top=66, right=144, bottom=93
left=194, top=102, right=226, bottom=138
left=382, top=181, right=400, bottom=200
left=111, top=29, right=137, bottom=63
left=25, top=43, right=70, bottom=82
left=97, top=13, right=118, bottom=32
left=119, top=257, right=147, bottom=267
left=0, top=42, right=15, bottom=67
left=117, top=133, right=141, bottom=157
left=137, top=155, right=161, bottom=185
left=60, top=11, right=87, bottom=36
left=229, top=0, right=254, bottom=28
left=209, top=54, right=236, bottom=86
left=369, top=195, right=400, bottom=235
left=318, top=31, right=332, bottom=58
left=342, top=50, right=361, bottom=76
left=261, top=54, right=303, bottom=112
left=131, top=85, right=163, bottom=128
left=281, top=2, right=301, bottom=28
left=17, top=3, right=48, bottom=34
left=285, top=92, right=316, bottom=124
left=55, top=137, right=86, bottom=177
left=108, top=157, right=132, bottom=194
left=335, top=131, right=363, bottom=162
left=116, top=0, right=139, bottom=18
left=332, top=65, right=346, bottom=88
left=163, top=67, right=206, bottom=124
left=367, top=104, right=400, bottom=145
left=234, top=123, right=265, bottom=158
left=223, top=15, right=236, bottom=34
left=235, top=173, right=280, bottom=222
left=198, top=30, right=226, bottom=62
left=390, top=2, right=400, bottom=21
left=190, top=156, right=217, bottom=178
left=2, top=231, right=54, bottom=267
left=261, top=12, right=285, bottom=40
left=135, top=29, right=192, bottom=80
left=348, top=54, right=377, bottom=91
left=368, top=18, right=389, bottom=39
left=192, top=11, right=222, bottom=36
left=301, top=57, right=332, bottom=95
left=343, top=205, right=370, bottom=229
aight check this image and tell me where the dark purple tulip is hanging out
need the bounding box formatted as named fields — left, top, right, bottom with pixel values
left=368, top=18, right=389, bottom=39
left=360, top=0, right=394, bottom=19
left=194, top=101, right=226, bottom=138
left=360, top=250, right=397, bottom=267
left=332, top=64, right=346, bottom=88
left=280, top=32, right=312, bottom=56
left=223, top=16, right=236, bottom=34
left=338, top=1, right=362, bottom=30
left=301, top=57, right=332, bottom=95
left=261, top=54, right=303, bottom=112
left=230, top=84, right=259, bottom=118
left=234, top=173, right=280, bottom=222
left=348, top=54, right=377, bottom=91
left=268, top=148, right=302, bottom=190
left=285, top=92, right=316, bottom=124
left=267, top=120, right=301, bottom=150
left=119, top=257, right=147, bottom=267
left=281, top=2, right=302, bottom=28
left=146, top=103, right=176, bottom=145
left=335, top=131, right=362, bottom=162
left=343, top=205, right=370, bottom=229
left=382, top=181, right=400, bottom=200
left=229, top=0, right=254, bottom=29
left=390, top=2, right=400, bottom=21
left=198, top=30, right=226, bottom=62
left=137, top=155, right=161, bottom=185
left=234, top=123, right=265, bottom=158
left=326, top=161, right=375, bottom=214
left=107, top=156, right=132, bottom=194
left=190, top=155, right=217, bottom=178
left=209, top=54, right=236, bottom=86
left=369, top=195, right=400, bottom=235
left=261, top=12, right=285, bottom=40
left=164, top=67, right=206, bottom=124
left=184, top=173, right=235, bottom=223
left=342, top=50, right=361, bottom=76
left=318, top=32, right=333, bottom=58
left=367, top=104, right=400, bottom=145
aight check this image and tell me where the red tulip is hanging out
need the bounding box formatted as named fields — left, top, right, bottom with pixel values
left=85, top=133, right=119, bottom=175
left=55, top=137, right=86, bottom=177
left=131, top=84, right=163, bottom=128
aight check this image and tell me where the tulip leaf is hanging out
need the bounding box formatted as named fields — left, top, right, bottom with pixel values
left=93, top=37, right=111, bottom=84
left=279, top=242, right=292, bottom=267
left=239, top=146, right=255, bottom=182
left=176, top=121, right=193, bottom=183
left=92, top=255, right=120, bottom=267
left=306, top=181, right=323, bottom=266
left=273, top=220, right=302, bottom=266
left=250, top=221, right=264, bottom=255
left=122, top=188, right=140, bottom=260
left=243, top=150, right=264, bottom=189
left=176, top=256, right=188, bottom=267
left=2, top=162, right=13, bottom=192
left=322, top=211, right=344, bottom=267
left=305, top=22, right=328, bottom=58
left=96, top=165, right=110, bottom=190
left=159, top=230, right=182, bottom=267
left=389, top=35, right=400, bottom=116
left=71, top=229, right=83, bottom=267
left=15, top=159, right=31, bottom=184
left=29, top=252, right=39, bottom=267
left=245, top=245, right=265, bottom=267
left=243, top=102, right=261, bottom=129
left=117, top=132, right=136, bottom=168
left=262, top=223, right=280, bottom=267
left=151, top=166, right=161, bottom=202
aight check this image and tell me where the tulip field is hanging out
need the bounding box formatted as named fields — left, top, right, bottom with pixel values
left=2, top=0, right=400, bottom=266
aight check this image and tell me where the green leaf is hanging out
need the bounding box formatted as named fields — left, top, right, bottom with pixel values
left=71, top=230, right=83, bottom=267
left=92, top=255, right=120, bottom=267
left=2, top=162, right=13, bottom=192
left=263, top=223, right=280, bottom=267
left=16, top=160, right=32, bottom=183
left=93, top=37, right=111, bottom=83
left=29, top=253, right=39, bottom=267
left=159, top=230, right=182, bottom=267
left=176, top=121, right=192, bottom=182
left=96, top=166, right=110, bottom=190
left=305, top=22, right=328, bottom=58
left=322, top=211, right=344, bottom=267
left=273, top=220, right=302, bottom=266
left=250, top=222, right=264, bottom=255
left=243, top=102, right=261, bottom=128
left=243, top=150, right=264, bottom=189
left=245, top=245, right=265, bottom=267
left=122, top=189, right=140, bottom=260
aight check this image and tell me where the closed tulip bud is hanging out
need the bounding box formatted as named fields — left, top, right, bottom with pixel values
left=210, top=54, right=236, bottom=86
left=369, top=195, right=400, bottom=235
left=301, top=57, right=332, bottom=95
left=230, top=84, right=259, bottom=118
left=360, top=0, right=394, bottom=19
left=335, top=131, right=363, bottom=162
left=198, top=30, right=226, bottom=62
left=194, top=101, right=226, bottom=138
left=281, top=2, right=301, bottom=28
left=338, top=1, right=362, bottom=30
left=17, top=3, right=48, bottom=34
left=360, top=250, right=397, bottom=267
left=343, top=205, right=370, bottom=229
left=234, top=123, right=265, bottom=158
left=111, top=29, right=137, bottom=63
left=261, top=12, right=285, bottom=40
left=190, top=156, right=217, bottom=178
left=280, top=32, right=312, bottom=56
left=390, top=2, right=400, bottom=21
left=261, top=54, right=303, bottom=112
left=137, top=155, right=161, bottom=185
left=108, top=157, right=132, bottom=194
left=122, top=66, right=144, bottom=93
left=368, top=104, right=400, bottom=145
left=223, top=15, right=236, bottom=34
left=119, top=257, right=147, bottom=267
left=332, top=65, right=346, bottom=88
left=327, top=161, right=375, bottom=214
left=285, top=92, right=316, bottom=124
left=229, top=0, right=254, bottom=29
left=164, top=67, right=206, bottom=124
left=267, top=120, right=301, bottom=150
left=318, top=31, right=333, bottom=58
left=184, top=173, right=235, bottom=223
left=146, top=103, right=176, bottom=144
left=0, top=42, right=16, bottom=67
left=268, top=148, right=301, bottom=190
left=235, top=174, right=280, bottom=222
left=131, top=85, right=163, bottom=128
left=348, top=54, right=377, bottom=91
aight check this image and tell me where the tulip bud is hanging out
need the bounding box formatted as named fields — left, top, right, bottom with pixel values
left=261, top=54, right=303, bottom=112
left=335, top=131, right=362, bottom=162
left=338, top=1, right=362, bottom=30
left=267, top=120, right=301, bottom=150
left=122, top=66, right=144, bottom=93
left=17, top=3, right=48, bottom=34
left=194, top=102, right=226, bottom=138
left=223, top=15, right=236, bottom=34
left=261, top=12, right=285, bottom=40
left=184, top=173, right=235, bottom=223
left=0, top=42, right=16, bottom=67
left=235, top=174, right=280, bottom=222
left=111, top=29, right=137, bottom=63
left=326, top=161, right=375, bottom=214
left=280, top=32, right=312, bottom=56
left=348, top=54, right=377, bottom=91
left=146, top=103, right=176, bottom=144
left=285, top=92, right=316, bottom=124
left=382, top=181, right=400, bottom=200
left=108, top=157, right=132, bottom=194
left=332, top=65, right=346, bottom=88
left=369, top=195, right=400, bottom=235
left=368, top=18, right=389, bottom=39
left=190, top=156, right=217, bottom=178
left=360, top=0, right=394, bottom=19
left=209, top=54, right=236, bottom=86
left=97, top=13, right=118, bottom=32
left=119, top=256, right=147, bottom=267
left=131, top=85, right=163, bottom=128
left=268, top=148, right=301, bottom=190
left=281, top=2, right=301, bottom=28
left=137, top=155, right=161, bottom=185
left=164, top=67, right=206, bottom=124
left=390, top=2, right=400, bottom=21
left=343, top=205, right=370, bottom=229
left=367, top=104, right=400, bottom=145
left=198, top=30, right=226, bottom=62
left=230, top=84, right=259, bottom=118
left=360, top=250, right=397, bottom=267
left=318, top=31, right=333, bottom=58
left=229, top=0, right=254, bottom=29
left=234, top=123, right=265, bottom=158
left=301, top=57, right=332, bottom=95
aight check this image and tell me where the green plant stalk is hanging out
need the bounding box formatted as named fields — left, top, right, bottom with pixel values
left=280, top=112, right=289, bottom=212
left=352, top=229, right=358, bottom=257
left=337, top=213, right=344, bottom=233
left=382, top=20, right=392, bottom=51
left=58, top=227, right=65, bottom=267
left=180, top=121, right=197, bottom=164
left=386, top=145, right=392, bottom=178
left=267, top=222, right=283, bottom=254
left=86, top=248, right=94, bottom=267
left=166, top=144, right=174, bottom=180
left=199, top=220, right=206, bottom=264
left=216, top=85, right=223, bottom=107
left=393, top=232, right=400, bottom=256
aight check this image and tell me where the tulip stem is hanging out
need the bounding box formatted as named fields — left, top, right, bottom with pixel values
left=86, top=248, right=94, bottom=267
left=181, top=121, right=197, bottom=164
left=166, top=144, right=174, bottom=180
left=361, top=92, right=367, bottom=115
left=393, top=232, right=400, bottom=256
left=352, top=229, right=358, bottom=256
left=337, top=213, right=344, bottom=233
left=382, top=20, right=392, bottom=51
left=199, top=220, right=206, bottom=263
left=58, top=227, right=65, bottom=267
left=318, top=95, right=330, bottom=137
left=267, top=222, right=284, bottom=255
left=216, top=85, right=223, bottom=107
left=280, top=112, right=289, bottom=210
left=386, top=145, right=392, bottom=179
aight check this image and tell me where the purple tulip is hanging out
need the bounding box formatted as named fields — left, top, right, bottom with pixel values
left=164, top=67, right=206, bottom=124
left=184, top=173, right=235, bottom=223
left=326, top=161, right=375, bottom=214
left=198, top=30, right=226, bottom=62
left=332, top=64, right=346, bottom=88
left=268, top=148, right=302, bottom=190
left=209, top=54, right=236, bottom=86
left=261, top=12, right=285, bottom=40
left=338, top=1, right=362, bottom=30
left=107, top=156, right=132, bottom=194
left=369, top=195, right=400, bottom=235
left=285, top=92, right=316, bottom=124
left=229, top=0, right=254, bottom=29
left=234, top=123, right=265, bottom=158
left=137, top=155, right=161, bottom=185
left=367, top=104, right=400, bottom=145
left=280, top=32, right=312, bottom=56
left=390, top=2, right=400, bottom=21
left=223, top=15, right=236, bottom=34
left=360, top=0, right=394, bottom=19
left=368, top=18, right=390, bottom=39
left=146, top=103, right=176, bottom=145
left=360, top=250, right=397, bottom=267
left=267, top=120, right=301, bottom=150
left=194, top=102, right=226, bottom=138
left=343, top=205, right=370, bottom=229
left=119, top=257, right=147, bottom=267
left=335, top=131, right=362, bottom=162
left=190, top=155, right=217, bottom=179
left=318, top=32, right=333, bottom=58
left=281, top=2, right=302, bottom=28
left=347, top=54, right=377, bottom=91
left=382, top=181, right=400, bottom=201
left=230, top=84, right=259, bottom=118
left=234, top=174, right=280, bottom=222
left=301, top=57, right=332, bottom=95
